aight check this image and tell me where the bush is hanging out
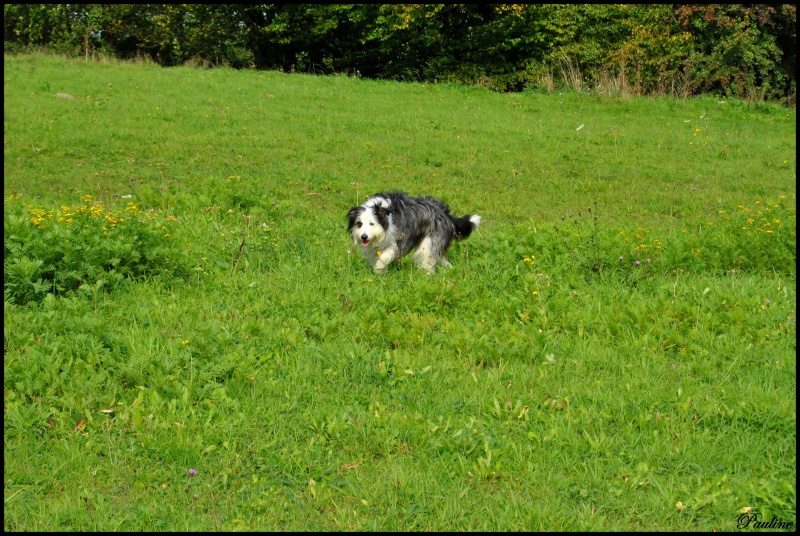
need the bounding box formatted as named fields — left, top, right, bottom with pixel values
left=4, top=194, right=190, bottom=304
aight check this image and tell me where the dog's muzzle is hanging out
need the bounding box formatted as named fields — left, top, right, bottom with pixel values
left=360, top=234, right=369, bottom=246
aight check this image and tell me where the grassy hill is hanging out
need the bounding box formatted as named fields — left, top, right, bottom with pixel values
left=3, top=53, right=796, bottom=531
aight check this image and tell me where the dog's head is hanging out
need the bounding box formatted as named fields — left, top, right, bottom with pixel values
left=347, top=203, right=390, bottom=248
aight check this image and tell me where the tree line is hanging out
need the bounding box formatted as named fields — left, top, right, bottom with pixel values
left=4, top=4, right=796, bottom=102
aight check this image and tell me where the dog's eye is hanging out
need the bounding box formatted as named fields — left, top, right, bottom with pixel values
left=356, top=222, right=362, bottom=228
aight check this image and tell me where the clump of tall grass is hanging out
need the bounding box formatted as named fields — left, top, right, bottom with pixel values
left=524, top=198, right=795, bottom=281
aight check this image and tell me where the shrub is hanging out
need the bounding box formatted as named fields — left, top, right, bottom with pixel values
left=4, top=194, right=190, bottom=304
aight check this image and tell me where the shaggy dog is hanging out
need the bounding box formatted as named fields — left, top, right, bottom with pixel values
left=347, top=191, right=481, bottom=274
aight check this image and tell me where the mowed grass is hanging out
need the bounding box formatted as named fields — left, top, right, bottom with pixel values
left=3, top=53, right=796, bottom=531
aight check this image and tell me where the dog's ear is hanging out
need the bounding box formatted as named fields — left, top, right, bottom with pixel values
left=374, top=207, right=390, bottom=227
left=346, top=206, right=362, bottom=228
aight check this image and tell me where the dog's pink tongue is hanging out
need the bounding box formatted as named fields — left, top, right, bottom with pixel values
left=361, top=240, right=370, bottom=246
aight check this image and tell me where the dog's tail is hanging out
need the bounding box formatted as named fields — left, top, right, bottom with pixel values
left=452, top=214, right=481, bottom=240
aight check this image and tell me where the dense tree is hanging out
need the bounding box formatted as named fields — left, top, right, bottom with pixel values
left=3, top=4, right=795, bottom=101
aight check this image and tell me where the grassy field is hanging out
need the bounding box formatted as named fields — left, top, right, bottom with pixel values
left=3, top=53, right=796, bottom=531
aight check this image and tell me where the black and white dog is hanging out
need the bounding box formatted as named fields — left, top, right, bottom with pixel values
left=347, top=191, right=481, bottom=274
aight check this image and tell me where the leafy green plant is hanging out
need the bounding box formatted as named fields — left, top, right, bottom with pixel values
left=4, top=194, right=190, bottom=304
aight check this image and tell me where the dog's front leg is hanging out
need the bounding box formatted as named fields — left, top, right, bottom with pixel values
left=373, top=247, right=397, bottom=274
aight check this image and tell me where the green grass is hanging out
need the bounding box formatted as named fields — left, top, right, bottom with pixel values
left=4, top=52, right=796, bottom=531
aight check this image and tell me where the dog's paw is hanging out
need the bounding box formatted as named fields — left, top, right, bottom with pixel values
left=374, top=258, right=390, bottom=273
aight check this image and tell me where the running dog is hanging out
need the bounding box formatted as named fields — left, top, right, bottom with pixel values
left=347, top=191, right=481, bottom=274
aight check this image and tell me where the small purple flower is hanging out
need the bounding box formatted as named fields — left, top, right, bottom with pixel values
left=188, top=469, right=198, bottom=477
left=193, top=494, right=199, bottom=500
left=647, top=258, right=651, bottom=263
left=619, top=256, right=623, bottom=261
left=635, top=260, right=640, bottom=266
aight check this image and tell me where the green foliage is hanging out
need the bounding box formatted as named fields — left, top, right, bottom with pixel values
left=3, top=194, right=190, bottom=304
left=530, top=197, right=796, bottom=281
left=2, top=54, right=796, bottom=531
left=3, top=4, right=796, bottom=101
left=675, top=5, right=793, bottom=100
